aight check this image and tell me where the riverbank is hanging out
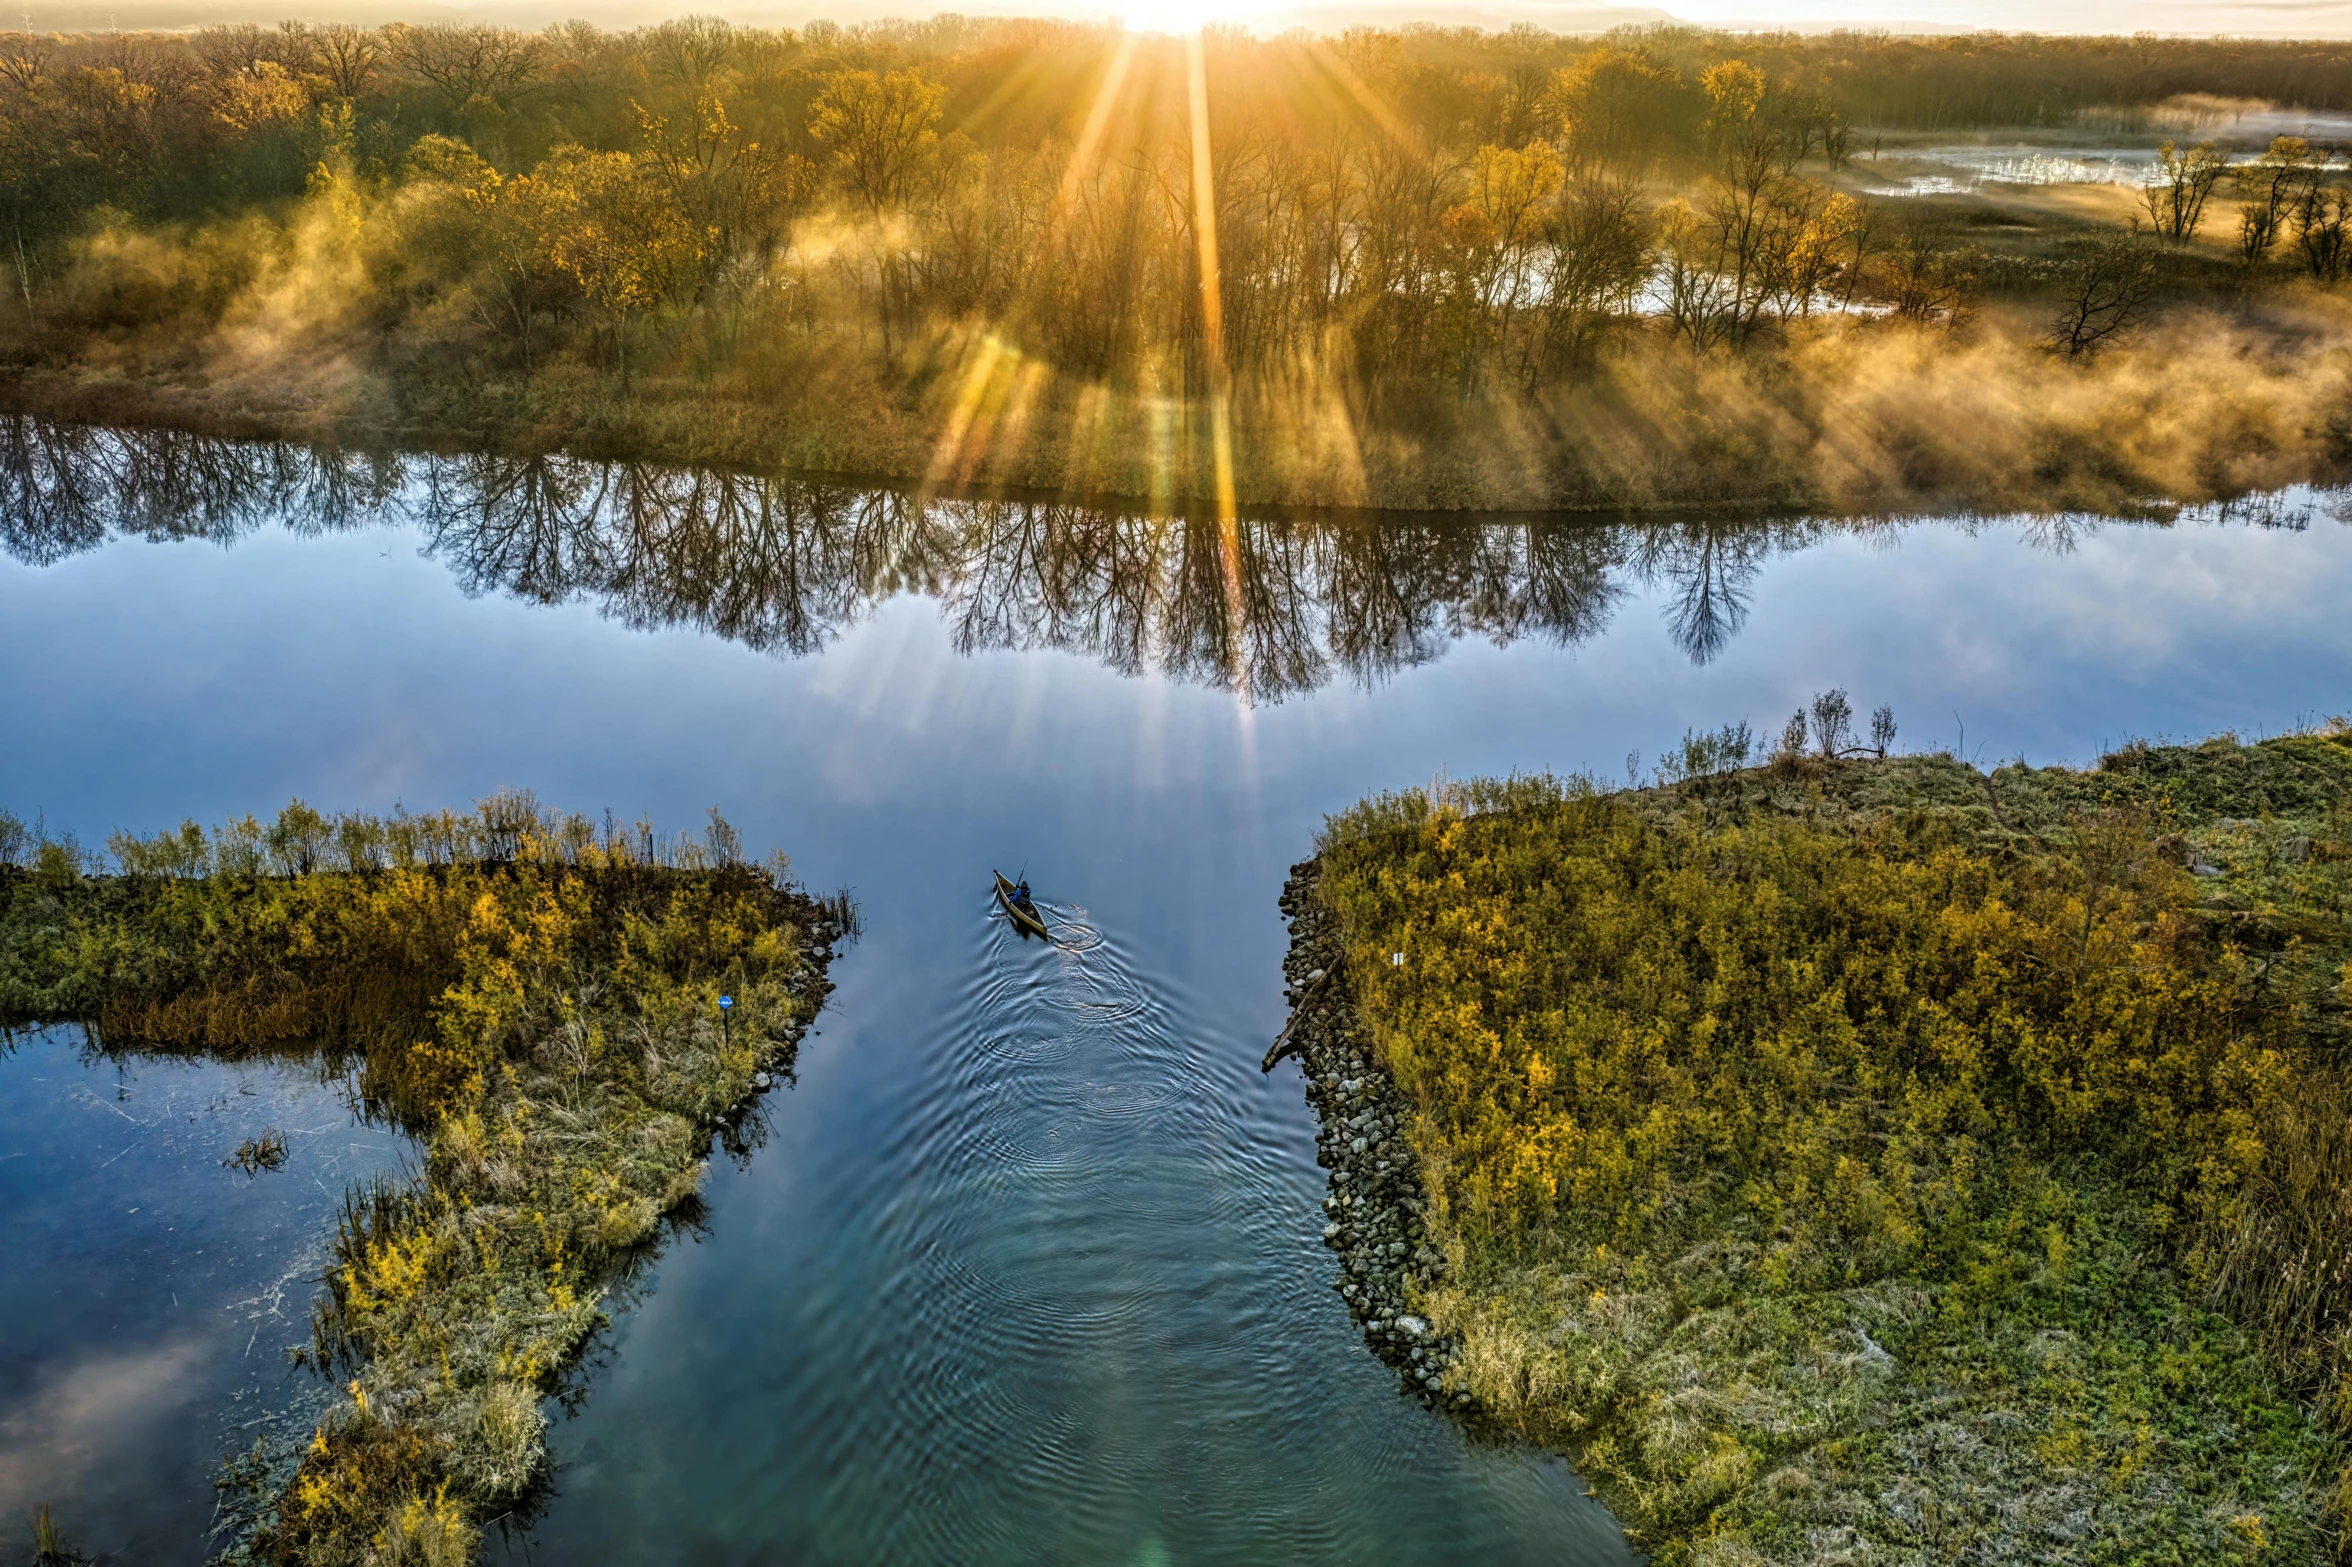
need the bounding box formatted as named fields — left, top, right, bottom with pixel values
left=0, top=799, right=848, bottom=1566
left=1268, top=859, right=1467, bottom=1408
left=10, top=295, right=2352, bottom=517
left=1278, top=724, right=2352, bottom=1563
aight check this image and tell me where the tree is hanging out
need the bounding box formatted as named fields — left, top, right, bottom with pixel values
left=636, top=90, right=807, bottom=297
left=1871, top=228, right=1975, bottom=322
left=1549, top=45, right=1688, bottom=174
left=212, top=60, right=308, bottom=133
left=308, top=25, right=386, bottom=101
left=2048, top=226, right=2158, bottom=356
left=1526, top=170, right=1650, bottom=377
left=809, top=68, right=945, bottom=214
left=389, top=24, right=542, bottom=115
left=1464, top=142, right=1561, bottom=305
left=1430, top=142, right=1561, bottom=384
left=2294, top=169, right=2352, bottom=282
left=1809, top=687, right=1854, bottom=756
left=193, top=24, right=280, bottom=79
left=2142, top=139, right=2228, bottom=244
left=400, top=134, right=559, bottom=362
left=0, top=31, right=50, bottom=94
left=1701, top=61, right=1765, bottom=139
left=2236, top=135, right=2309, bottom=267
left=649, top=16, right=735, bottom=88
left=526, top=146, right=699, bottom=373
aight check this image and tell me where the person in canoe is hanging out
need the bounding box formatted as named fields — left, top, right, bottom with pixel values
left=994, top=871, right=1050, bottom=937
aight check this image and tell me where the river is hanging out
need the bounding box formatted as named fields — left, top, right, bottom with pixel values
left=2, top=420, right=2347, bottom=1563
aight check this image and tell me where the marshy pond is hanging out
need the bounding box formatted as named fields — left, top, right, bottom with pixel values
left=3, top=421, right=2350, bottom=1563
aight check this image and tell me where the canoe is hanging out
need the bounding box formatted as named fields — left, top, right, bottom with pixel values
left=994, top=871, right=1051, bottom=939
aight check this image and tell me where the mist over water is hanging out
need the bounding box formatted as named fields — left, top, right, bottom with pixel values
left=3, top=420, right=2348, bottom=1562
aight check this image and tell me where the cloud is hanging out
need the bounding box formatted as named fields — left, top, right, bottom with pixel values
left=0, top=1335, right=209, bottom=1507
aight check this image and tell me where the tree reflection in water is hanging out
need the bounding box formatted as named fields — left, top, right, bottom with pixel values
left=1, top=415, right=1882, bottom=694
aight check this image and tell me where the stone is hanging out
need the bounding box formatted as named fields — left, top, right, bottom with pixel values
left=1396, top=1316, right=1429, bottom=1337
left=752, top=1071, right=772, bottom=1090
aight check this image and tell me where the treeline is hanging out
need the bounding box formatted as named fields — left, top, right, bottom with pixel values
left=0, top=20, right=2340, bottom=377
left=0, top=17, right=1845, bottom=389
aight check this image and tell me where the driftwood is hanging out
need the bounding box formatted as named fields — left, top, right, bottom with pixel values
left=1262, top=966, right=1334, bottom=1072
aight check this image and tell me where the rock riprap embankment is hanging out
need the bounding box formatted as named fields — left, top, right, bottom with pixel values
left=1270, top=858, right=1469, bottom=1410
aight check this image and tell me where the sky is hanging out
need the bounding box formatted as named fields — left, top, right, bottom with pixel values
left=24, top=0, right=2352, bottom=42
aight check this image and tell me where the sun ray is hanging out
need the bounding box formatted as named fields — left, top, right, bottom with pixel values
left=1302, top=39, right=1421, bottom=152
left=1184, top=29, right=1248, bottom=707
left=1054, top=30, right=1142, bottom=220
left=953, top=46, right=1076, bottom=146
left=925, top=333, right=1011, bottom=489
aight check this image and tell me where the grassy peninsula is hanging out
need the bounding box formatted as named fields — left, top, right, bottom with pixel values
left=7, top=21, right=2352, bottom=511
left=0, top=796, right=848, bottom=1566
left=1294, top=720, right=2352, bottom=1563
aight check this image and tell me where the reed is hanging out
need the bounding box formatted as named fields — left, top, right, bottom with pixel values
left=29, top=1505, right=85, bottom=1567
left=225, top=1127, right=289, bottom=1176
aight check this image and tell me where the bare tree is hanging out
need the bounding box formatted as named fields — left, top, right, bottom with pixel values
left=649, top=15, right=734, bottom=88
left=2049, top=226, right=2159, bottom=356
left=1810, top=688, right=1854, bottom=756
left=2294, top=165, right=2352, bottom=282
left=309, top=25, right=385, bottom=101
left=2237, top=136, right=2310, bottom=266
left=1870, top=704, right=1897, bottom=756
left=1775, top=709, right=1809, bottom=763
left=193, top=23, right=274, bottom=78
left=809, top=67, right=945, bottom=214
left=1872, top=229, right=1976, bottom=322
left=389, top=23, right=543, bottom=113
left=2143, top=139, right=2228, bottom=243
left=0, top=31, right=52, bottom=93
left=1524, top=170, right=1650, bottom=378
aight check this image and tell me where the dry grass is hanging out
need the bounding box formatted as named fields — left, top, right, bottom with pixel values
left=1314, top=726, right=2352, bottom=1564
left=0, top=797, right=849, bottom=1565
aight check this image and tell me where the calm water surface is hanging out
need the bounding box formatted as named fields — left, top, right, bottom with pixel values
left=2, top=423, right=2348, bottom=1563
left=0, top=1029, right=406, bottom=1565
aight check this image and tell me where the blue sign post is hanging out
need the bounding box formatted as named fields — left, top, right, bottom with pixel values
left=718, top=994, right=733, bottom=1050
